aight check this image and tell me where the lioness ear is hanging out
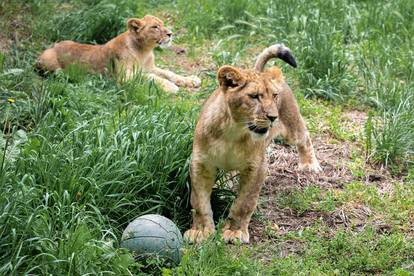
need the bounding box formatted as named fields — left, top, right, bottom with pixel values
left=127, top=18, right=144, bottom=32
left=217, top=65, right=246, bottom=91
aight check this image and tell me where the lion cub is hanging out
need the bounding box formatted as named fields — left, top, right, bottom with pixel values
left=36, top=15, right=200, bottom=93
left=184, top=44, right=321, bottom=244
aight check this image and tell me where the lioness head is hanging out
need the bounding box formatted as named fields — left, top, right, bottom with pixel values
left=217, top=66, right=288, bottom=139
left=127, top=15, right=172, bottom=48
left=216, top=44, right=297, bottom=139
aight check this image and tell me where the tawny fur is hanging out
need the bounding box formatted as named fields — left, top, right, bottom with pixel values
left=184, top=44, right=321, bottom=244
left=36, top=15, right=201, bottom=93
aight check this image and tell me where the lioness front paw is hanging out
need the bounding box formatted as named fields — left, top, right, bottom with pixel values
left=299, top=161, right=322, bottom=173
left=177, top=76, right=201, bottom=88
left=222, top=229, right=250, bottom=244
left=188, top=75, right=201, bottom=88
left=184, top=227, right=215, bottom=244
left=163, top=82, right=179, bottom=93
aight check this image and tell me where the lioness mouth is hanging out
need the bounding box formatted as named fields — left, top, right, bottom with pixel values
left=248, top=124, right=268, bottom=135
left=158, top=37, right=171, bottom=44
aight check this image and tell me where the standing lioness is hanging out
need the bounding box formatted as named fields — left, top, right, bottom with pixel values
left=36, top=15, right=201, bottom=93
left=185, top=44, right=321, bottom=244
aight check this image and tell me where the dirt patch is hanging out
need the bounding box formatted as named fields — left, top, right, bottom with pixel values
left=343, top=110, right=367, bottom=134
left=250, top=134, right=356, bottom=242
left=158, top=43, right=214, bottom=75
left=247, top=108, right=409, bottom=248
left=247, top=107, right=396, bottom=243
left=0, top=4, right=33, bottom=53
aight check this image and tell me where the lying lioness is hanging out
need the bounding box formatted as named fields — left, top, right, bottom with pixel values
left=184, top=44, right=321, bottom=244
left=36, top=15, right=201, bottom=93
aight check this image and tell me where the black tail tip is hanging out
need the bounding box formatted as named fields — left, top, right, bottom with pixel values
left=278, top=49, right=297, bottom=68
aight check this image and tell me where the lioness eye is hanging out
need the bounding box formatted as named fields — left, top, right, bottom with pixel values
left=273, top=94, right=278, bottom=99
left=152, top=25, right=159, bottom=29
left=249, top=94, right=259, bottom=99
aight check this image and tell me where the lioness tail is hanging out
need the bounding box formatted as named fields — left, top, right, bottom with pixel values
left=254, top=44, right=297, bottom=71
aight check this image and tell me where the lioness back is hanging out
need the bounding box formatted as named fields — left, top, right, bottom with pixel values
left=37, top=40, right=112, bottom=73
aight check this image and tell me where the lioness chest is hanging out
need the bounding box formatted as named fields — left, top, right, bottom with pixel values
left=195, top=92, right=268, bottom=171
left=202, top=135, right=266, bottom=171
left=106, top=33, right=156, bottom=71
left=118, top=49, right=155, bottom=71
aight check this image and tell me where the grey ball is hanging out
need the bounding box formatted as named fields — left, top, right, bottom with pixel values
left=121, top=214, right=183, bottom=264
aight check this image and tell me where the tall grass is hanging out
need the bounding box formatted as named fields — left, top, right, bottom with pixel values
left=1, top=56, right=196, bottom=274
left=47, top=0, right=137, bottom=44
left=355, top=1, right=414, bottom=167
left=167, top=0, right=414, bottom=167
left=175, top=0, right=253, bottom=38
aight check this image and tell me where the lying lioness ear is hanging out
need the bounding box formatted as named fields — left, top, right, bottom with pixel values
left=217, top=65, right=246, bottom=90
left=127, top=18, right=144, bottom=32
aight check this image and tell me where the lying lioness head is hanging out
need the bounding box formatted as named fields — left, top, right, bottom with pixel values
left=185, top=44, right=320, bottom=244
left=127, top=15, right=172, bottom=49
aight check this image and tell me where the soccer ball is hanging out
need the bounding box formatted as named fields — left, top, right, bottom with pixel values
left=121, top=214, right=183, bottom=264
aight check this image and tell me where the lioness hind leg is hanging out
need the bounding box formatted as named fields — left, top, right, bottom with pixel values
left=184, top=162, right=216, bottom=243
left=296, top=131, right=321, bottom=172
left=277, top=87, right=321, bottom=172
left=36, top=48, right=61, bottom=72
left=222, top=165, right=266, bottom=244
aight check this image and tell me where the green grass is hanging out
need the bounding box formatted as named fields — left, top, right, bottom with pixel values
left=47, top=0, right=137, bottom=44
left=277, top=186, right=337, bottom=215
left=0, top=71, right=197, bottom=274
left=1, top=0, right=414, bottom=274
left=268, top=225, right=413, bottom=275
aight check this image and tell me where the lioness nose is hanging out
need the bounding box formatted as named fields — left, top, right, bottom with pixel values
left=267, top=115, right=277, bottom=122
left=167, top=31, right=173, bottom=37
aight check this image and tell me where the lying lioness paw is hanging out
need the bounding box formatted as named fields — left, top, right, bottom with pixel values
left=184, top=44, right=321, bottom=244
left=36, top=15, right=201, bottom=93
